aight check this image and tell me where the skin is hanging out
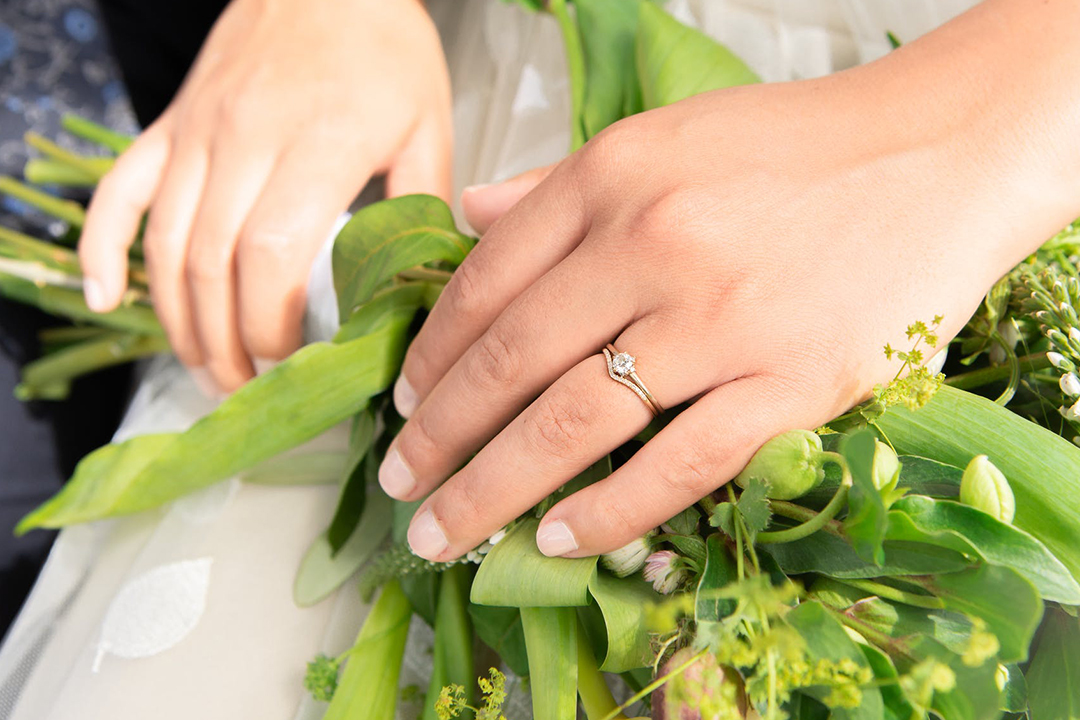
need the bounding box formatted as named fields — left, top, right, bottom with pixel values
left=381, top=0, right=1080, bottom=561
left=77, top=0, right=451, bottom=395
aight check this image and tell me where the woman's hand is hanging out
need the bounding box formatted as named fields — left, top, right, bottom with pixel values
left=382, top=0, right=1080, bottom=562
left=78, top=0, right=451, bottom=394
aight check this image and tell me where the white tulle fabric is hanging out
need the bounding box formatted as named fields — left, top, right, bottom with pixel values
left=0, top=1, right=977, bottom=718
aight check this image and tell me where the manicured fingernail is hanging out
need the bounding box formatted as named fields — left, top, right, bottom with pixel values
left=189, top=366, right=222, bottom=400
left=408, top=509, right=448, bottom=560
left=84, top=278, right=106, bottom=312
left=394, top=374, right=419, bottom=418
left=253, top=356, right=278, bottom=375
left=536, top=520, right=578, bottom=557
left=378, top=447, right=417, bottom=499
left=463, top=183, right=491, bottom=194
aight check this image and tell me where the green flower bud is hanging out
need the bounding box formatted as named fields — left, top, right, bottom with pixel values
left=735, top=429, right=825, bottom=500
left=871, top=440, right=900, bottom=491
left=960, top=455, right=1016, bottom=524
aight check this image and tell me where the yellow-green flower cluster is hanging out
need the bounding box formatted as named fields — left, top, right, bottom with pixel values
left=435, top=668, right=509, bottom=720
left=875, top=318, right=945, bottom=411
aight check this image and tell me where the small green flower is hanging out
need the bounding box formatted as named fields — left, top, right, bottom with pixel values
left=960, top=455, right=1016, bottom=523
left=303, top=653, right=343, bottom=702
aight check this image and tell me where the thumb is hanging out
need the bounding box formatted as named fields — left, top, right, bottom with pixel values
left=461, top=163, right=557, bottom=235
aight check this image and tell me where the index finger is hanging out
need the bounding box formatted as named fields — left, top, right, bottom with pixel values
left=78, top=122, right=171, bottom=312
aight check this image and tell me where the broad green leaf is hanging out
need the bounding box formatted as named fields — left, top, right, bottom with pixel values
left=696, top=534, right=738, bottom=622
left=999, top=663, right=1027, bottom=714
left=635, top=0, right=759, bottom=111
left=471, top=519, right=598, bottom=607
left=521, top=607, right=577, bottom=720
left=469, top=604, right=530, bottom=677
left=240, top=450, right=348, bottom=486
left=876, top=384, right=1080, bottom=583
left=1027, top=610, right=1080, bottom=720
left=785, top=600, right=884, bottom=719
left=763, top=526, right=970, bottom=579
left=19, top=313, right=412, bottom=532
left=823, top=590, right=981, bottom=658
left=333, top=282, right=429, bottom=344
left=843, top=430, right=889, bottom=565
left=915, top=565, right=1042, bottom=663
left=293, top=485, right=392, bottom=607
left=331, top=195, right=473, bottom=320
left=909, top=636, right=1002, bottom=720
left=663, top=506, right=700, bottom=536
left=887, top=496, right=1080, bottom=604
left=324, top=579, right=412, bottom=720
left=799, top=454, right=961, bottom=510
left=587, top=572, right=657, bottom=671
left=327, top=407, right=377, bottom=554
left=15, top=433, right=176, bottom=534
left=576, top=0, right=644, bottom=138
left=422, top=565, right=474, bottom=720
left=401, top=571, right=440, bottom=628
left=858, top=642, right=915, bottom=720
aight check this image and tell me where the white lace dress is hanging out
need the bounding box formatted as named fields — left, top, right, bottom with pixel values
left=0, top=1, right=978, bottom=718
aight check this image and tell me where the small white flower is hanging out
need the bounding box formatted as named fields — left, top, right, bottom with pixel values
left=1069, top=327, right=1080, bottom=344
left=488, top=528, right=507, bottom=546
left=1062, top=373, right=1080, bottom=398
left=466, top=549, right=484, bottom=564
left=1048, top=351, right=1071, bottom=371
left=642, top=550, right=689, bottom=595
left=600, top=533, right=654, bottom=578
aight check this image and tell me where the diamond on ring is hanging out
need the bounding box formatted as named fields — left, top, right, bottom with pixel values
left=603, top=343, right=663, bottom=416
left=610, top=352, right=635, bottom=377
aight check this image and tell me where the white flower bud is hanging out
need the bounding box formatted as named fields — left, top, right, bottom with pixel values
left=643, top=550, right=689, bottom=595
left=998, top=321, right=1020, bottom=350
left=1069, top=327, right=1080, bottom=344
left=488, top=528, right=507, bottom=546
left=1062, top=372, right=1080, bottom=398
left=601, top=533, right=654, bottom=578
left=925, top=347, right=948, bottom=376
left=871, top=440, right=900, bottom=491
left=1048, top=351, right=1071, bottom=371
left=960, top=455, right=1016, bottom=524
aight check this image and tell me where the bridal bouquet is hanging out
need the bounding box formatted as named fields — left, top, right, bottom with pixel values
left=3, top=1, right=1080, bottom=719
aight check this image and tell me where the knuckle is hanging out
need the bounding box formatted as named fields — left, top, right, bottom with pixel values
left=576, top=119, right=645, bottom=178
left=654, top=438, right=719, bottom=498
left=524, top=390, right=593, bottom=458
left=436, top=479, right=486, bottom=534
left=187, top=243, right=233, bottom=284
left=398, top=410, right=442, bottom=476
left=467, top=322, right=520, bottom=389
left=238, top=226, right=293, bottom=264
left=634, top=187, right=714, bottom=242
left=443, top=257, right=487, bottom=319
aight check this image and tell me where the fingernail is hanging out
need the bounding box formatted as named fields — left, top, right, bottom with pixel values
left=189, top=366, right=222, bottom=400
left=463, top=183, right=491, bottom=194
left=393, top=374, right=419, bottom=418
left=378, top=447, right=417, bottom=499
left=84, top=278, right=106, bottom=312
left=253, top=356, right=278, bottom=375
left=536, top=520, right=578, bottom=557
left=408, top=509, right=448, bottom=560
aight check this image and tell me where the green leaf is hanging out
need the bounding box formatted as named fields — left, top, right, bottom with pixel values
left=876, top=384, right=1080, bottom=584
left=663, top=505, right=700, bottom=536
left=858, top=642, right=916, bottom=720
left=18, top=310, right=412, bottom=533
left=471, top=518, right=598, bottom=607
left=575, top=0, right=644, bottom=138
left=696, top=534, right=738, bottom=623
left=843, top=430, right=889, bottom=565
left=785, top=600, right=884, bottom=719
left=327, top=408, right=378, bottom=554
left=1027, top=609, right=1080, bottom=720
left=323, top=579, right=412, bottom=720
left=887, top=495, right=1080, bottom=604
left=333, top=282, right=429, bottom=344
left=999, top=663, right=1027, bottom=714
left=421, top=565, right=474, bottom=720
left=763, top=526, right=970, bottom=579
left=587, top=572, right=657, bottom=671
left=521, top=606, right=578, bottom=720
left=737, top=477, right=772, bottom=535
left=635, top=0, right=759, bottom=110
left=915, top=565, right=1043, bottom=663
left=911, top=637, right=1002, bottom=720
left=709, top=502, right=736, bottom=539
left=331, top=195, right=473, bottom=320
left=293, top=485, right=392, bottom=607
left=470, top=604, right=530, bottom=677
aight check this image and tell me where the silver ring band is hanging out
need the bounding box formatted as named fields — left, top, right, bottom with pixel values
left=603, top=343, right=663, bottom=416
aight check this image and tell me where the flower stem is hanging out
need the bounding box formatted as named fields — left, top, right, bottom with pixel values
left=757, top=455, right=851, bottom=545
left=830, top=578, right=945, bottom=610
left=24, top=158, right=98, bottom=187
left=0, top=175, right=86, bottom=227
left=17, top=332, right=169, bottom=400
left=548, top=0, right=587, bottom=150
left=61, top=114, right=133, bottom=154
left=25, top=133, right=113, bottom=181
left=577, top=618, right=627, bottom=720
left=944, top=352, right=1050, bottom=390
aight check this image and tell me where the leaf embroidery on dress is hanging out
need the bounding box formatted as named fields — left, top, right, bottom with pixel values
left=93, top=557, right=213, bottom=672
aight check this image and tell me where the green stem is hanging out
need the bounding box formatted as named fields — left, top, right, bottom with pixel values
left=599, top=650, right=708, bottom=720
left=24, top=133, right=113, bottom=181
left=0, top=273, right=162, bottom=336
left=0, top=225, right=82, bottom=274
left=61, top=114, right=134, bottom=154
left=577, top=618, right=627, bottom=720
left=23, top=158, right=98, bottom=187
left=396, top=266, right=453, bottom=284
left=0, top=176, right=86, bottom=227
left=768, top=500, right=842, bottom=536
left=757, top=454, right=852, bottom=545
left=830, top=578, right=945, bottom=610
left=548, top=0, right=587, bottom=149
left=944, top=352, right=1050, bottom=390
left=17, top=333, right=168, bottom=399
